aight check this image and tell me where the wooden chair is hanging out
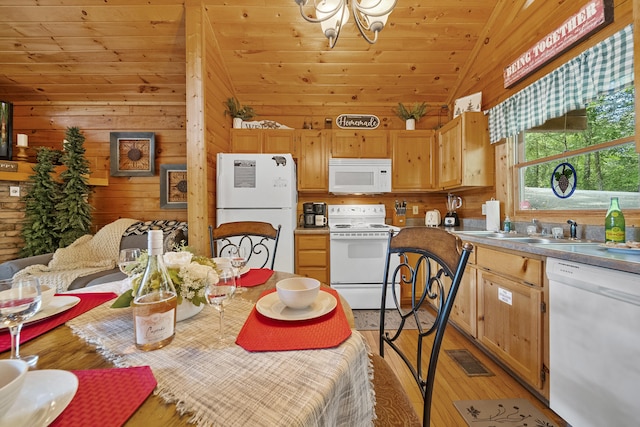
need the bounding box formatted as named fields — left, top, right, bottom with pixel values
left=372, top=227, right=473, bottom=427
left=208, top=221, right=281, bottom=269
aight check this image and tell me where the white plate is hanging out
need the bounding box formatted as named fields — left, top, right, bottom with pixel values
left=0, top=296, right=80, bottom=330
left=256, top=291, right=337, bottom=321
left=0, top=370, right=78, bottom=427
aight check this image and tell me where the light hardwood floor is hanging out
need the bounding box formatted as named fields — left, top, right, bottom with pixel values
left=360, top=326, right=567, bottom=427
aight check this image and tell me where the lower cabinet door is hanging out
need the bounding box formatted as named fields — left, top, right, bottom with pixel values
left=477, top=270, right=543, bottom=389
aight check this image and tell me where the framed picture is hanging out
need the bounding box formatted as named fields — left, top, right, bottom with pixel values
left=0, top=100, right=13, bottom=160
left=160, top=164, right=187, bottom=209
left=110, top=132, right=155, bottom=176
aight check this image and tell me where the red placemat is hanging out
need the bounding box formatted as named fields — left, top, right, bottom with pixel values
left=236, top=288, right=352, bottom=352
left=0, top=292, right=117, bottom=353
left=238, top=268, right=274, bottom=287
left=51, top=366, right=157, bottom=427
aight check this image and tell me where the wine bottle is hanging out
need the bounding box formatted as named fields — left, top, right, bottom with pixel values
left=133, top=229, right=177, bottom=351
left=604, top=197, right=625, bottom=243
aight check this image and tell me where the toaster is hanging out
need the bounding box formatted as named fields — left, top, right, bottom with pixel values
left=425, top=209, right=441, bottom=227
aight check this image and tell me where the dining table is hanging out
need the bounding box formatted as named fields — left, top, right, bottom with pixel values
left=0, top=270, right=374, bottom=427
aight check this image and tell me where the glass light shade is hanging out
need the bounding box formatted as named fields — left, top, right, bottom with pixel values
left=356, top=0, right=394, bottom=32
left=317, top=0, right=350, bottom=41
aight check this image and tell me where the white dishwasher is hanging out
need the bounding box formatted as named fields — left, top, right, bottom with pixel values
left=547, top=258, right=640, bottom=427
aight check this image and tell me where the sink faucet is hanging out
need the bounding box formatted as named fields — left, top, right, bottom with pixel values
left=567, top=219, right=578, bottom=239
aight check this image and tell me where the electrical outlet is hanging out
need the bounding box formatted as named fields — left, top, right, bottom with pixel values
left=412, top=205, right=419, bottom=215
left=9, top=186, right=20, bottom=197
left=482, top=203, right=486, bottom=215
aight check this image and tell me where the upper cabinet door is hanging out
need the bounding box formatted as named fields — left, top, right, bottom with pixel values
left=390, top=130, right=435, bottom=191
left=331, top=130, right=389, bottom=158
left=437, top=112, right=494, bottom=190
left=230, top=130, right=296, bottom=155
left=297, top=130, right=329, bottom=192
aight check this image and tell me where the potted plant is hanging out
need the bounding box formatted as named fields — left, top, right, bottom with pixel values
left=393, top=102, right=427, bottom=130
left=224, top=97, right=256, bottom=128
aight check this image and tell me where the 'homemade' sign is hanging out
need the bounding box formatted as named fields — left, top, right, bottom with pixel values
left=335, top=114, right=380, bottom=130
left=503, top=0, right=613, bottom=88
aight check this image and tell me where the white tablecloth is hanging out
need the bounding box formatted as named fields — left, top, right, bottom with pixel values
left=66, top=281, right=375, bottom=426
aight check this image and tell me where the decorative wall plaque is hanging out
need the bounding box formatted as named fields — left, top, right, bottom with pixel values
left=160, top=164, right=187, bottom=209
left=110, top=132, right=155, bottom=176
left=335, top=114, right=380, bottom=130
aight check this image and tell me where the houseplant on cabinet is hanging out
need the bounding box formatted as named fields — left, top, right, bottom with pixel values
left=393, top=102, right=427, bottom=130
left=224, top=97, right=256, bottom=129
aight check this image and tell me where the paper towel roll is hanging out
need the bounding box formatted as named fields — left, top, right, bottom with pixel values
left=486, top=200, right=500, bottom=231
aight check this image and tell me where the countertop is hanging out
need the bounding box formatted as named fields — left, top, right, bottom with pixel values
left=295, top=227, right=330, bottom=235
left=446, top=228, right=639, bottom=275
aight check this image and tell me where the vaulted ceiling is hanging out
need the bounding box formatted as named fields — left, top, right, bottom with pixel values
left=0, top=1, right=628, bottom=110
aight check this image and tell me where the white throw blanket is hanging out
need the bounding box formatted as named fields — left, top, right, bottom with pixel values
left=15, top=218, right=139, bottom=291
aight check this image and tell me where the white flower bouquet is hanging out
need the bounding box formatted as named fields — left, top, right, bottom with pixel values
left=112, top=245, right=219, bottom=308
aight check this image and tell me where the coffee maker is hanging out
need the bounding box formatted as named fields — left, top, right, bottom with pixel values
left=302, top=202, right=327, bottom=228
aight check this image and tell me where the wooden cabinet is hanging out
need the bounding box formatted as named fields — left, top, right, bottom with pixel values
left=390, top=130, right=436, bottom=191
left=296, top=130, right=329, bottom=192
left=450, top=263, right=477, bottom=338
left=437, top=112, right=493, bottom=189
left=331, top=130, right=389, bottom=158
left=476, top=247, right=545, bottom=390
left=295, top=233, right=330, bottom=285
left=231, top=129, right=296, bottom=154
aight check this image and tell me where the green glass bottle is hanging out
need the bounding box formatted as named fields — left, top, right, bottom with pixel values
left=604, top=197, right=625, bottom=243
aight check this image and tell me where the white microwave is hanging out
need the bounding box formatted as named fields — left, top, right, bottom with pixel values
left=328, top=158, right=392, bottom=194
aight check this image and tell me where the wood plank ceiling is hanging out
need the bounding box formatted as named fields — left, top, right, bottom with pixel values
left=0, top=0, right=603, bottom=110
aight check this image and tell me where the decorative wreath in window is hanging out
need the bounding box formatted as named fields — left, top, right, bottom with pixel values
left=551, top=162, right=577, bottom=199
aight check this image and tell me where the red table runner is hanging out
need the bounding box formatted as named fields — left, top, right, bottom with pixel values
left=236, top=288, right=352, bottom=352
left=238, top=268, right=274, bottom=287
left=51, top=366, right=157, bottom=427
left=0, top=292, right=117, bottom=353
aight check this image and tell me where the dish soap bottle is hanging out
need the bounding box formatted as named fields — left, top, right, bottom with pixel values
left=503, top=216, right=512, bottom=233
left=133, top=229, right=177, bottom=351
left=605, top=197, right=625, bottom=243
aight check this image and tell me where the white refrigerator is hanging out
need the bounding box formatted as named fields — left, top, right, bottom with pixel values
left=216, top=153, right=297, bottom=273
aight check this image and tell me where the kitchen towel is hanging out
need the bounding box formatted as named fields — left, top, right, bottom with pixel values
left=51, top=366, right=157, bottom=427
left=0, top=292, right=117, bottom=352
left=236, top=288, right=352, bottom=352
left=485, top=200, right=501, bottom=232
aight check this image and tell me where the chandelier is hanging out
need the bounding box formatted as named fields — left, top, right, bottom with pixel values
left=294, top=0, right=397, bottom=48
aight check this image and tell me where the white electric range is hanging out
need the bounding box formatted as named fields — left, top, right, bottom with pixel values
left=328, top=204, right=400, bottom=309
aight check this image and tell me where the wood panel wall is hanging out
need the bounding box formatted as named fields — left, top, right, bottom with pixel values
left=12, top=103, right=188, bottom=231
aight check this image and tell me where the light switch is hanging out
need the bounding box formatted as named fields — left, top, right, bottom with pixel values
left=481, top=203, right=486, bottom=215
left=9, top=186, right=20, bottom=197
left=412, top=205, right=419, bottom=215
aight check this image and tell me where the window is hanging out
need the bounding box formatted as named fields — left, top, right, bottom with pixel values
left=515, top=87, right=639, bottom=211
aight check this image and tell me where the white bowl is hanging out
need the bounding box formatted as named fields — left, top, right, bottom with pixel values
left=0, top=360, right=29, bottom=416
left=276, top=277, right=321, bottom=309
left=38, top=285, right=56, bottom=312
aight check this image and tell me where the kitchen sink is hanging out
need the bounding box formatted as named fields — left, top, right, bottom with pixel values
left=453, top=230, right=593, bottom=244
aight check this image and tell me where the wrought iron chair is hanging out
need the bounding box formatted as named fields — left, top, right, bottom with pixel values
left=208, top=221, right=281, bottom=269
left=372, top=227, right=473, bottom=426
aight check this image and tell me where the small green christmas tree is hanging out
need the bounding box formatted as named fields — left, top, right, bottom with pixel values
left=55, top=127, right=93, bottom=248
left=21, top=148, right=62, bottom=256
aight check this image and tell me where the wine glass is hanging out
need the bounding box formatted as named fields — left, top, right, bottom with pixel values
left=229, top=246, right=247, bottom=293
left=118, top=248, right=141, bottom=275
left=205, top=267, right=236, bottom=347
left=0, top=277, right=42, bottom=367
left=119, top=248, right=141, bottom=293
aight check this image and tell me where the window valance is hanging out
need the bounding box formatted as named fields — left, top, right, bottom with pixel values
left=487, top=24, right=633, bottom=143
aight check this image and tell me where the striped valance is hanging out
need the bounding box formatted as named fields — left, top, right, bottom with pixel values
left=487, top=24, right=634, bottom=143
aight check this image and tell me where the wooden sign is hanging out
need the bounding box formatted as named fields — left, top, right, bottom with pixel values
left=0, top=160, right=18, bottom=172
left=503, top=0, right=614, bottom=88
left=335, top=114, right=380, bottom=130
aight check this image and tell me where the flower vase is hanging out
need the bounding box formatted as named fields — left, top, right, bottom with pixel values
left=176, top=300, right=204, bottom=322
left=232, top=117, right=243, bottom=129
left=405, top=118, right=416, bottom=130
